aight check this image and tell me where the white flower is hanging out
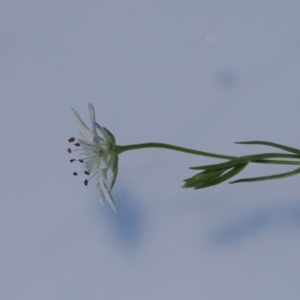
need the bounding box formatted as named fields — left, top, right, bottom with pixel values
left=68, top=103, right=118, bottom=212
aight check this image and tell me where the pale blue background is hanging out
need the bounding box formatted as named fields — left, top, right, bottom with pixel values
left=1, top=1, right=300, bottom=299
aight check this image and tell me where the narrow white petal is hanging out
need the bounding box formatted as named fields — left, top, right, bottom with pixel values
left=100, top=155, right=109, bottom=169
left=99, top=167, right=111, bottom=191
left=110, top=164, right=118, bottom=190
left=88, top=103, right=99, bottom=138
left=97, top=182, right=106, bottom=205
left=99, top=178, right=116, bottom=212
left=110, top=153, right=118, bottom=171
left=71, top=108, right=94, bottom=142
left=88, top=103, right=96, bottom=124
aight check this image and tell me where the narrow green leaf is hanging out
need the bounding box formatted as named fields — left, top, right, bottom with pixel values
left=190, top=152, right=299, bottom=172
left=190, top=157, right=248, bottom=171
left=193, top=163, right=248, bottom=189
left=236, top=141, right=300, bottom=156
left=183, top=170, right=211, bottom=183
left=183, top=169, right=226, bottom=188
left=252, top=159, right=300, bottom=166
left=230, top=167, right=300, bottom=183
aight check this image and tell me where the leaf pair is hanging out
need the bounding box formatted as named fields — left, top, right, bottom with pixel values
left=183, top=140, right=300, bottom=189
left=183, top=163, right=247, bottom=189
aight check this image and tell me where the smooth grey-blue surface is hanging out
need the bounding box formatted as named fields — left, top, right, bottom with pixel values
left=1, top=1, right=300, bottom=299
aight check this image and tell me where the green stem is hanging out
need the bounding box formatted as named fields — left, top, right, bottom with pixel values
left=115, top=143, right=236, bottom=160
left=116, top=143, right=300, bottom=165
left=236, top=141, right=300, bottom=155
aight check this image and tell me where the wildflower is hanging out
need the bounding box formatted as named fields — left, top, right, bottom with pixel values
left=68, top=103, right=118, bottom=212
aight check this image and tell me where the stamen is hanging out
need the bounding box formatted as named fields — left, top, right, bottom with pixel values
left=79, top=159, right=84, bottom=163
left=68, top=148, right=72, bottom=153
left=74, top=143, right=80, bottom=147
left=70, top=159, right=75, bottom=163
left=68, top=137, right=75, bottom=142
left=84, top=179, right=88, bottom=186
left=87, top=171, right=97, bottom=181
left=73, top=172, right=78, bottom=176
left=84, top=171, right=90, bottom=175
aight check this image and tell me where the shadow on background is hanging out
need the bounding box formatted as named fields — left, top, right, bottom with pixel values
left=215, top=69, right=237, bottom=89
left=95, top=186, right=146, bottom=252
left=208, top=201, right=300, bottom=247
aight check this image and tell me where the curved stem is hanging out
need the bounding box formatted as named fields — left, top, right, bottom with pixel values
left=116, top=143, right=300, bottom=163
left=115, top=143, right=236, bottom=160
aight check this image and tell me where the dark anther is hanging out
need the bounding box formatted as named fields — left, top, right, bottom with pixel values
left=73, top=172, right=78, bottom=176
left=68, top=137, right=75, bottom=142
left=68, top=148, right=72, bottom=153
left=84, top=179, right=88, bottom=186
left=84, top=171, right=90, bottom=175
left=74, top=143, right=80, bottom=147
left=70, top=159, right=75, bottom=163
left=79, top=159, right=84, bottom=163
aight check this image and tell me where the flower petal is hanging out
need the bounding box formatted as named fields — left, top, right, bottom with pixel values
left=99, top=177, right=116, bottom=212
left=97, top=182, right=106, bottom=205
left=100, top=154, right=109, bottom=169
left=88, top=103, right=104, bottom=145
left=88, top=103, right=95, bottom=125
left=99, top=166, right=111, bottom=191
left=71, top=108, right=94, bottom=142
left=110, top=164, right=118, bottom=190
